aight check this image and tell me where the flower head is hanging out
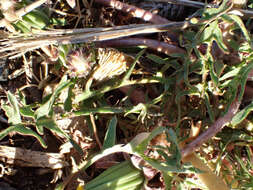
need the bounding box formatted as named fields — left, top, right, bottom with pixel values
left=66, top=48, right=95, bottom=78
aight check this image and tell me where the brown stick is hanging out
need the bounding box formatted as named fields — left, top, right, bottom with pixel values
left=0, top=145, right=68, bottom=169
left=97, top=37, right=186, bottom=55
left=181, top=99, right=240, bottom=158
left=94, top=0, right=170, bottom=24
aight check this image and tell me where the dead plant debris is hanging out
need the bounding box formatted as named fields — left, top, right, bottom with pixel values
left=0, top=0, right=253, bottom=190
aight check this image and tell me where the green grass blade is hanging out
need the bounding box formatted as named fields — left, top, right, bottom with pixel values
left=73, top=107, right=127, bottom=116
left=122, top=49, right=145, bottom=81
left=75, top=77, right=161, bottom=102
left=204, top=92, right=215, bottom=122
left=103, top=116, right=117, bottom=149
left=85, top=161, right=139, bottom=189
left=86, top=161, right=130, bottom=185
left=87, top=171, right=142, bottom=190
left=64, top=84, right=74, bottom=112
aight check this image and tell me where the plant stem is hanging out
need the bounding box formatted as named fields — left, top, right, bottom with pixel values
left=97, top=37, right=186, bottom=55
left=94, top=0, right=170, bottom=24
left=181, top=99, right=241, bottom=158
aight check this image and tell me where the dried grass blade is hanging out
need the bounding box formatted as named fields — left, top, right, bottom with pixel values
left=0, top=22, right=189, bottom=57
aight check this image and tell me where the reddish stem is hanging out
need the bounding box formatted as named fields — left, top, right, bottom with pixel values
left=97, top=37, right=186, bottom=56
left=94, top=0, right=170, bottom=24
left=181, top=99, right=240, bottom=158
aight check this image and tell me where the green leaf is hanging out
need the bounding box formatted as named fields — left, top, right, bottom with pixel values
left=167, top=128, right=181, bottom=164
left=208, top=60, right=219, bottom=87
left=124, top=103, right=147, bottom=123
left=237, top=62, right=253, bottom=101
left=103, top=116, right=117, bottom=149
left=22, top=10, right=50, bottom=29
left=161, top=171, right=173, bottom=189
left=36, top=117, right=83, bottom=154
left=75, top=77, right=161, bottom=102
left=213, top=25, right=228, bottom=52
left=0, top=125, right=47, bottom=148
left=219, top=67, right=240, bottom=81
left=231, top=101, right=253, bottom=126
left=200, top=20, right=218, bottom=42
left=35, top=78, right=72, bottom=119
left=86, top=161, right=131, bottom=187
left=64, top=84, right=74, bottom=112
left=74, top=106, right=126, bottom=116
left=2, top=92, right=21, bottom=125
left=134, top=126, right=168, bottom=154
left=202, top=0, right=232, bottom=20
left=140, top=154, right=198, bottom=173
left=222, top=14, right=251, bottom=43
left=204, top=93, right=215, bottom=122
left=51, top=17, right=67, bottom=26
left=235, top=154, right=252, bottom=176
left=146, top=54, right=169, bottom=65
left=122, top=49, right=145, bottom=81
left=14, top=20, right=31, bottom=33
left=85, top=160, right=143, bottom=190
left=20, top=105, right=35, bottom=118
left=18, top=91, right=26, bottom=105
left=175, top=88, right=199, bottom=104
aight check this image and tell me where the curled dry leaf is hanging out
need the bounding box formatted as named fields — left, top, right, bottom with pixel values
left=131, top=155, right=159, bottom=180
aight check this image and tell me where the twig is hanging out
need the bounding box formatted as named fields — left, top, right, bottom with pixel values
left=89, top=114, right=103, bottom=149
left=0, top=145, right=68, bottom=169
left=94, top=0, right=170, bottom=24
left=97, top=37, right=186, bottom=55
left=181, top=99, right=241, bottom=158
left=0, top=0, right=48, bottom=28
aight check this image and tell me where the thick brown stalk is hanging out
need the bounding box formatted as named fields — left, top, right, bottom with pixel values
left=94, top=0, right=170, bottom=24
left=181, top=99, right=240, bottom=158
left=97, top=37, right=186, bottom=55
left=93, top=0, right=179, bottom=40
